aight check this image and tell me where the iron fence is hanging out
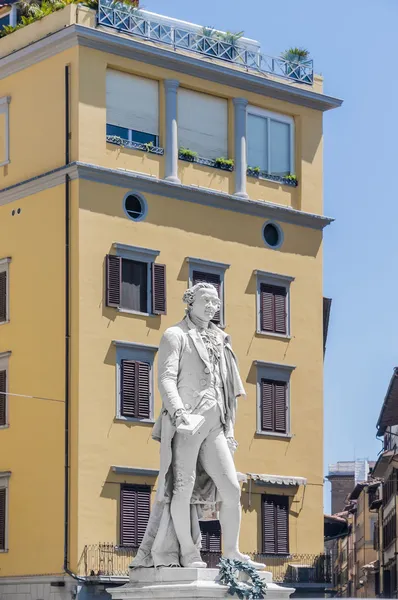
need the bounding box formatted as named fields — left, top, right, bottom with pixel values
left=79, top=544, right=331, bottom=585
left=97, top=1, right=314, bottom=85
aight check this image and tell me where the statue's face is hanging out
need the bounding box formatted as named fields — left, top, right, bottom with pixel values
left=190, top=287, right=221, bottom=323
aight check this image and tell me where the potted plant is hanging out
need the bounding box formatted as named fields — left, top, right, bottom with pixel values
left=216, top=30, right=244, bottom=61
left=179, top=147, right=198, bottom=162
left=198, top=26, right=217, bottom=56
left=214, top=157, right=234, bottom=171
left=281, top=47, right=310, bottom=81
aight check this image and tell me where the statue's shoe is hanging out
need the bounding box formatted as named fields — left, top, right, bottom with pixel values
left=223, top=552, right=266, bottom=570
left=180, top=552, right=207, bottom=569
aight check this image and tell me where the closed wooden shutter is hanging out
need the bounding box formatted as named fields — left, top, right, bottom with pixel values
left=262, top=495, right=289, bottom=555
left=121, top=360, right=151, bottom=419
left=0, top=370, right=6, bottom=427
left=200, top=520, right=221, bottom=553
left=120, top=485, right=150, bottom=548
left=106, top=255, right=121, bottom=308
left=152, top=263, right=167, bottom=315
left=106, top=70, right=159, bottom=136
left=192, top=270, right=221, bottom=324
left=0, top=270, right=6, bottom=322
left=261, top=379, right=287, bottom=434
left=260, top=284, right=287, bottom=334
left=0, top=487, right=5, bottom=551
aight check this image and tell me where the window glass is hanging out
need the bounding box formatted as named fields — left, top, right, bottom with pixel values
left=270, top=120, right=290, bottom=175
left=106, top=124, right=129, bottom=139
left=247, top=114, right=268, bottom=171
left=121, top=260, right=148, bottom=312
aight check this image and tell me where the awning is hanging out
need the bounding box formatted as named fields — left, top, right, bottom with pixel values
left=248, top=473, right=307, bottom=487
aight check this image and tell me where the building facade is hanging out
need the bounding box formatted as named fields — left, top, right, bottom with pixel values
left=0, top=3, right=341, bottom=599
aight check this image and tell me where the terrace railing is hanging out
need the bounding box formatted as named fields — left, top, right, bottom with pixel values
left=97, top=1, right=314, bottom=85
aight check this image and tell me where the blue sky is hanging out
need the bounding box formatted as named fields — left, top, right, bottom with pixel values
left=143, top=0, right=397, bottom=511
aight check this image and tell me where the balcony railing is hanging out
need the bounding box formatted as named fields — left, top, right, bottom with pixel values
left=97, top=1, right=314, bottom=85
left=79, top=544, right=331, bottom=585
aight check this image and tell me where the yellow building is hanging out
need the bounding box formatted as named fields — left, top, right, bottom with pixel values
left=0, top=3, right=341, bottom=598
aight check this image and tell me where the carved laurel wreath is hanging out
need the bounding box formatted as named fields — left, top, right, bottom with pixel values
left=218, top=558, right=267, bottom=599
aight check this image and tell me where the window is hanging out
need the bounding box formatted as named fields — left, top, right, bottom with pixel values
left=0, top=352, right=10, bottom=428
left=106, top=243, right=166, bottom=315
left=255, top=361, right=295, bottom=436
left=0, top=4, right=17, bottom=31
left=200, top=520, right=221, bottom=553
left=120, top=484, right=150, bottom=548
left=255, top=270, right=293, bottom=336
left=247, top=107, right=294, bottom=176
left=0, top=472, right=10, bottom=552
left=114, top=340, right=157, bottom=421
left=383, top=510, right=396, bottom=550
left=106, top=70, right=159, bottom=146
left=262, top=222, right=284, bottom=250
left=262, top=494, right=289, bottom=555
left=187, top=257, right=230, bottom=327
left=0, top=97, right=10, bottom=167
left=0, top=258, right=10, bottom=324
left=178, top=89, right=228, bottom=159
left=124, top=193, right=147, bottom=222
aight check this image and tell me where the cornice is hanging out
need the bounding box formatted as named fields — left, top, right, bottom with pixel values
left=0, top=162, right=334, bottom=229
left=0, top=23, right=342, bottom=112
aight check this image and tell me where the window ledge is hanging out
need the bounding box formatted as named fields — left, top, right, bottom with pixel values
left=0, top=321, right=9, bottom=326
left=256, top=330, right=291, bottom=340
left=179, top=153, right=234, bottom=172
left=115, top=416, right=155, bottom=425
left=106, top=136, right=165, bottom=156
left=117, top=308, right=155, bottom=317
left=255, top=430, right=293, bottom=440
left=247, top=168, right=298, bottom=187
left=0, top=550, right=8, bottom=553
left=0, top=425, right=9, bottom=430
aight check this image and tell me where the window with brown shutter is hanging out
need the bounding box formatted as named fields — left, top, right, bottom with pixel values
left=120, top=484, right=150, bottom=548
left=0, top=487, right=6, bottom=551
left=200, top=520, right=222, bottom=553
left=106, top=254, right=166, bottom=315
left=0, top=270, right=7, bottom=323
left=262, top=494, right=289, bottom=555
left=0, top=370, right=6, bottom=427
left=260, top=283, right=287, bottom=334
left=192, top=270, right=222, bottom=324
left=121, top=360, right=151, bottom=419
left=261, top=379, right=287, bottom=434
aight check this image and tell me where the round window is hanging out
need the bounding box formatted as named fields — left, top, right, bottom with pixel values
left=263, top=222, right=283, bottom=249
left=124, top=193, right=147, bottom=222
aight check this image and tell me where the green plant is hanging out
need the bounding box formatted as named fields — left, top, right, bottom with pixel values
left=179, top=147, right=198, bottom=161
left=218, top=558, right=267, bottom=599
left=107, top=135, right=124, bottom=145
left=284, top=174, right=297, bottom=181
left=249, top=166, right=261, bottom=175
left=144, top=141, right=153, bottom=152
left=281, top=47, right=310, bottom=61
left=216, top=30, right=244, bottom=46
left=200, top=25, right=216, bottom=38
left=215, top=157, right=234, bottom=169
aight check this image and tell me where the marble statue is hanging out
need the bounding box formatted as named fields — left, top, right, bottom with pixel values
left=131, top=282, right=264, bottom=571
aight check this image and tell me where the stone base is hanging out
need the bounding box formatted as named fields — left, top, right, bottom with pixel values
left=107, top=567, right=295, bottom=600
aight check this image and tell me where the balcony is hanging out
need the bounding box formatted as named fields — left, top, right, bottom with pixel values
left=79, top=544, right=332, bottom=588
left=97, top=2, right=314, bottom=85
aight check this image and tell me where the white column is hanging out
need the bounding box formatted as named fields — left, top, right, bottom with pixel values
left=164, top=79, right=180, bottom=183
left=233, top=97, right=248, bottom=198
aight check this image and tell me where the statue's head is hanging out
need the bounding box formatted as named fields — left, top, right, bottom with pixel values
left=183, top=282, right=221, bottom=323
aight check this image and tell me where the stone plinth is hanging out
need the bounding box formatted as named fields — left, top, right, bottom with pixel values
left=107, top=567, right=295, bottom=600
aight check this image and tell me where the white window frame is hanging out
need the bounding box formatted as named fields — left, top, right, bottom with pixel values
left=0, top=351, right=10, bottom=429
left=112, top=340, right=158, bottom=423
left=255, top=270, right=294, bottom=338
left=186, top=257, right=230, bottom=328
left=247, top=106, right=295, bottom=175
left=0, top=258, right=11, bottom=325
left=0, top=97, right=11, bottom=167
left=113, top=243, right=159, bottom=316
left=254, top=360, right=295, bottom=438
left=0, top=471, right=10, bottom=552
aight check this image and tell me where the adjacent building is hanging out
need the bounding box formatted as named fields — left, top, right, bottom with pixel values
left=0, top=3, right=341, bottom=599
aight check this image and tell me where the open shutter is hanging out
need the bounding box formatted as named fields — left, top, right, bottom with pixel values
left=120, top=485, right=150, bottom=547
left=192, top=270, right=221, bottom=324
left=274, top=382, right=287, bottom=433
left=276, top=497, right=289, bottom=554
left=0, top=370, right=6, bottom=427
left=121, top=360, right=136, bottom=418
left=0, top=488, right=5, bottom=551
left=137, top=361, right=150, bottom=419
left=261, top=379, right=274, bottom=432
left=152, top=263, right=167, bottom=315
left=0, top=271, right=6, bottom=322
left=260, top=283, right=287, bottom=334
left=106, top=255, right=121, bottom=308
left=262, top=496, right=276, bottom=554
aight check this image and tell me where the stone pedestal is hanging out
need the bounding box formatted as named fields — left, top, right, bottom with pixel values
left=107, top=567, right=295, bottom=600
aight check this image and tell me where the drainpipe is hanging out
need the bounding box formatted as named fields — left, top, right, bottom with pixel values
left=63, top=64, right=71, bottom=573
left=164, top=79, right=180, bottom=183
left=233, top=97, right=248, bottom=198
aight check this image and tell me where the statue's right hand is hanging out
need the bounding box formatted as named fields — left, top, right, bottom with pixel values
left=175, top=411, right=190, bottom=427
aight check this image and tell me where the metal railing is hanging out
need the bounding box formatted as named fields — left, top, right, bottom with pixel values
left=97, top=1, right=314, bottom=85
left=79, top=544, right=331, bottom=585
